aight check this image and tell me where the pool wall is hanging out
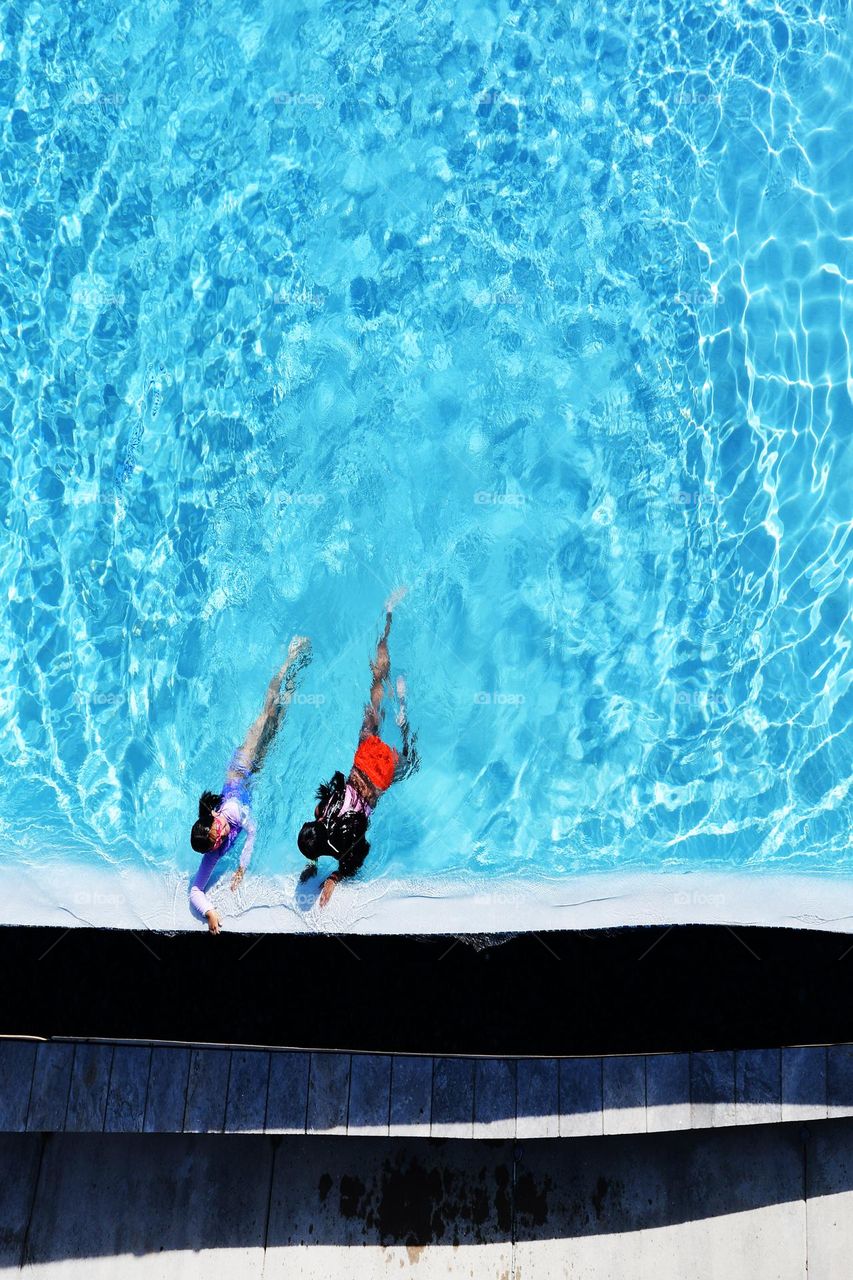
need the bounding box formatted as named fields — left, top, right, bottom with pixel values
left=4, top=923, right=853, bottom=1056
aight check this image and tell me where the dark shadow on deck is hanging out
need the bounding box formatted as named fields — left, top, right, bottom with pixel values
left=1, top=1124, right=852, bottom=1267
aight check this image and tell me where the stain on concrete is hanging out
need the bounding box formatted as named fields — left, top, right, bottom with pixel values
left=592, top=1174, right=609, bottom=1220
left=495, top=1163, right=512, bottom=1233
left=516, top=1170, right=549, bottom=1227
left=317, top=1172, right=332, bottom=1203
left=377, top=1155, right=443, bottom=1244
left=590, top=1172, right=624, bottom=1223
left=339, top=1174, right=366, bottom=1218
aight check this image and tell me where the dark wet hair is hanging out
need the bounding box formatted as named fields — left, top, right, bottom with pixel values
left=298, top=809, right=370, bottom=879
left=191, top=791, right=223, bottom=854
left=297, top=821, right=329, bottom=861
left=315, top=772, right=346, bottom=815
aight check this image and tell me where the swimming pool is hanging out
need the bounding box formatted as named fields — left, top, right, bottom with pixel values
left=2, top=0, right=851, bottom=934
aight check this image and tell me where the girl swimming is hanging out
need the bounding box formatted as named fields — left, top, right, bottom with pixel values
left=190, top=634, right=312, bottom=933
left=297, top=595, right=418, bottom=907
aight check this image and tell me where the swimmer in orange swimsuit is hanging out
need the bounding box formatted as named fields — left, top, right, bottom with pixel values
left=297, top=591, right=419, bottom=907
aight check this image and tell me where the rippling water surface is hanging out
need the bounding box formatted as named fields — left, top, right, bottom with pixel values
left=1, top=0, right=851, bottom=913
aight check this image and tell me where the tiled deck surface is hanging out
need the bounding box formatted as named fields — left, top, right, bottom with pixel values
left=0, top=1038, right=844, bottom=1138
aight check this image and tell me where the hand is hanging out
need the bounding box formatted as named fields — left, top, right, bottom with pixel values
left=319, top=876, right=338, bottom=908
left=205, top=909, right=221, bottom=935
left=230, top=867, right=245, bottom=892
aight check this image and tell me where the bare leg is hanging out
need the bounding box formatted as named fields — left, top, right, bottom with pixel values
left=359, top=612, right=392, bottom=740
left=229, top=636, right=311, bottom=776
left=393, top=675, right=420, bottom=781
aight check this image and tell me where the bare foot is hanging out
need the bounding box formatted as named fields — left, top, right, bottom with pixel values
left=385, top=586, right=408, bottom=613
left=288, top=635, right=312, bottom=665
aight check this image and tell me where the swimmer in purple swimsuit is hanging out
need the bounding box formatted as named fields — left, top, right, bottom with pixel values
left=190, top=635, right=311, bottom=934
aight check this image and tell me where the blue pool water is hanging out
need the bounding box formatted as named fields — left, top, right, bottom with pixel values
left=1, top=0, right=851, bottom=923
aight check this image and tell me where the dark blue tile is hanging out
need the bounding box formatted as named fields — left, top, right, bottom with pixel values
left=144, top=1047, right=191, bottom=1132
left=389, top=1056, right=432, bottom=1135
left=432, top=1057, right=474, bottom=1137
left=0, top=1041, right=37, bottom=1132
left=348, top=1055, right=391, bottom=1134
left=691, top=1051, right=736, bottom=1127
left=474, top=1059, right=516, bottom=1137
left=225, top=1051, right=270, bottom=1132
left=104, top=1046, right=151, bottom=1133
left=65, top=1044, right=114, bottom=1132
left=266, top=1051, right=310, bottom=1133
left=516, top=1059, right=558, bottom=1139
left=306, top=1053, right=350, bottom=1133
left=782, top=1046, right=827, bottom=1121
left=559, top=1057, right=602, bottom=1136
left=26, top=1043, right=74, bottom=1132
left=603, top=1055, right=646, bottom=1134
left=183, top=1049, right=230, bottom=1133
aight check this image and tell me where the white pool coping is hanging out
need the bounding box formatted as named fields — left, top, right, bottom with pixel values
left=2, top=865, right=853, bottom=934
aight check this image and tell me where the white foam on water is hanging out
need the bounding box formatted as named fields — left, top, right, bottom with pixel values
left=3, top=862, right=853, bottom=936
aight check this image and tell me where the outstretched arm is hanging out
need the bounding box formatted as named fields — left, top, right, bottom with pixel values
left=318, top=830, right=370, bottom=907
left=190, top=853, right=222, bottom=934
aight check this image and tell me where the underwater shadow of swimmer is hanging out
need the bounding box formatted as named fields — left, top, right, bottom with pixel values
left=295, top=867, right=324, bottom=912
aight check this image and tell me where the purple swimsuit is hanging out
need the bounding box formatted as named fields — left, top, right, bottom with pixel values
left=189, top=753, right=257, bottom=920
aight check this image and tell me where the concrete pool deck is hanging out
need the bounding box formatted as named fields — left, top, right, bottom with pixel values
left=5, top=1123, right=853, bottom=1277
left=2, top=1037, right=850, bottom=1139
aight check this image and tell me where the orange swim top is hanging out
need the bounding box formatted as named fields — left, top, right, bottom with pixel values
left=353, top=735, right=399, bottom=793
